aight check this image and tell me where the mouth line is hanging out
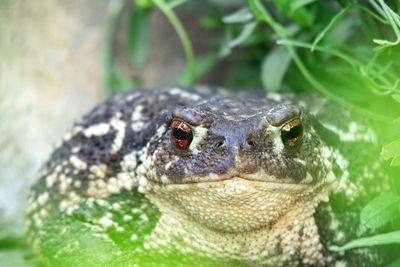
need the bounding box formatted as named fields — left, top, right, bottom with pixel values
left=164, top=175, right=301, bottom=186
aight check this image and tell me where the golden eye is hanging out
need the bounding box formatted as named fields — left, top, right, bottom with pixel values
left=171, top=120, right=193, bottom=149
left=281, top=118, right=303, bottom=147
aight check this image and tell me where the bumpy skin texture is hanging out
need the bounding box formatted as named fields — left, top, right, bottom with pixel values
left=27, top=87, right=390, bottom=267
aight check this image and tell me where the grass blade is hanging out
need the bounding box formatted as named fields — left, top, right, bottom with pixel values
left=330, top=231, right=400, bottom=252
left=128, top=7, right=150, bottom=67
left=311, top=6, right=350, bottom=52
left=153, top=0, right=196, bottom=85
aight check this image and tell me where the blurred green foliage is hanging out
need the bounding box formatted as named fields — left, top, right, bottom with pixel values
left=103, top=0, right=400, bottom=259
left=105, top=1, right=400, bottom=119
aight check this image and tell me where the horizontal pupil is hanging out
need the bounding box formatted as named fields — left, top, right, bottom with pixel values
left=286, top=125, right=302, bottom=138
left=174, top=128, right=190, bottom=140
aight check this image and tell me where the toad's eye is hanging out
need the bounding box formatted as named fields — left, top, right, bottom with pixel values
left=281, top=118, right=303, bottom=147
left=171, top=120, right=193, bottom=149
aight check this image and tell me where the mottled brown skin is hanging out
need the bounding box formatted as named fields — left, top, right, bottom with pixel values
left=26, top=87, right=393, bottom=267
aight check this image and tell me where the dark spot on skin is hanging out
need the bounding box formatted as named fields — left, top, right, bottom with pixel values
left=292, top=251, right=302, bottom=265
left=298, top=227, right=304, bottom=237
left=274, top=238, right=283, bottom=255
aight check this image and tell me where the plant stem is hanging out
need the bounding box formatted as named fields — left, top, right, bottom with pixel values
left=153, top=0, right=196, bottom=85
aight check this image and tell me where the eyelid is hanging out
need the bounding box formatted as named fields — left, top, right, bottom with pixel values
left=170, top=118, right=195, bottom=130
left=172, top=112, right=201, bottom=126
left=266, top=106, right=302, bottom=126
left=171, top=110, right=213, bottom=127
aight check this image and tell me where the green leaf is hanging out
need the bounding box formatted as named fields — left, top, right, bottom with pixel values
left=382, top=139, right=400, bottom=160
left=228, top=22, right=258, bottom=48
left=360, top=193, right=400, bottom=229
left=168, top=0, right=187, bottom=9
left=222, top=7, right=253, bottom=24
left=219, top=22, right=257, bottom=57
left=0, top=250, right=34, bottom=267
left=271, top=0, right=315, bottom=26
left=288, top=0, right=316, bottom=27
left=219, top=26, right=233, bottom=57
left=386, top=257, right=400, bottom=267
left=261, top=46, right=292, bottom=91
left=391, top=156, right=400, bottom=167
left=392, top=94, right=400, bottom=103
left=270, top=0, right=290, bottom=13
left=136, top=0, right=154, bottom=9
left=329, top=230, right=400, bottom=252
left=289, top=7, right=314, bottom=27
left=289, top=0, right=316, bottom=12
left=248, top=0, right=293, bottom=37
left=128, top=7, right=150, bottom=68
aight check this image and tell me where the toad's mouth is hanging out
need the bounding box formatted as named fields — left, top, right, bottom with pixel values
left=161, top=171, right=315, bottom=186
left=152, top=176, right=318, bottom=197
left=185, top=175, right=293, bottom=184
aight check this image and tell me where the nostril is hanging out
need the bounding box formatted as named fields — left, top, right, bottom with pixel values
left=216, top=141, right=224, bottom=147
left=247, top=140, right=256, bottom=147
left=215, top=138, right=225, bottom=148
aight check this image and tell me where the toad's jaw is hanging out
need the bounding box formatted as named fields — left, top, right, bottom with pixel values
left=146, top=177, right=325, bottom=234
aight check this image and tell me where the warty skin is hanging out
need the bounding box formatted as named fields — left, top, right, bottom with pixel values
left=26, top=87, right=393, bottom=267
